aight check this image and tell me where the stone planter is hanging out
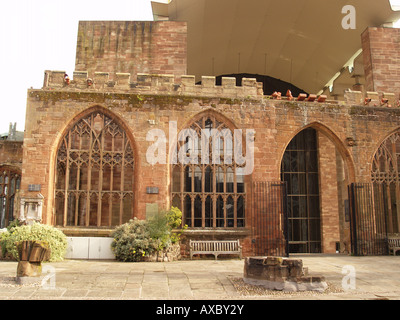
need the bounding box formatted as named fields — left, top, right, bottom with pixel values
left=244, top=256, right=328, bottom=292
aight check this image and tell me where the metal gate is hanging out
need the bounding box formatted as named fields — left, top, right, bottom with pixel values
left=348, top=183, right=389, bottom=256
left=251, top=181, right=288, bottom=257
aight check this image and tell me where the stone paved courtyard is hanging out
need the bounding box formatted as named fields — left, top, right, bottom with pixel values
left=0, top=255, right=399, bottom=300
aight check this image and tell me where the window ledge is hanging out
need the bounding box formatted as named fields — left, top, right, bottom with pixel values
left=182, top=228, right=250, bottom=237
left=57, top=226, right=115, bottom=237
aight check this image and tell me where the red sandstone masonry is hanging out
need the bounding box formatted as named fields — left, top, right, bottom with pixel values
left=75, top=21, right=187, bottom=81
left=362, top=27, right=400, bottom=99
left=20, top=68, right=400, bottom=255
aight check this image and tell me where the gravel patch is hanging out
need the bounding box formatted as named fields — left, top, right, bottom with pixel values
left=230, top=277, right=344, bottom=297
left=0, top=276, right=42, bottom=288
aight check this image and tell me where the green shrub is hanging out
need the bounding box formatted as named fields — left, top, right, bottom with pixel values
left=111, top=218, right=157, bottom=262
left=111, top=207, right=186, bottom=262
left=166, top=206, right=187, bottom=244
left=0, top=231, right=9, bottom=258
left=4, top=222, right=67, bottom=262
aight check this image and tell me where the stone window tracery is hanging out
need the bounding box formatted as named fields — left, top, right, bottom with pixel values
left=0, top=167, right=21, bottom=228
left=371, top=132, right=400, bottom=233
left=55, top=111, right=134, bottom=227
left=171, top=114, right=246, bottom=229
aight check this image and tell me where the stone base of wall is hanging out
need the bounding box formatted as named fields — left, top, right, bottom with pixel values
left=144, top=243, right=182, bottom=262
left=244, top=257, right=328, bottom=292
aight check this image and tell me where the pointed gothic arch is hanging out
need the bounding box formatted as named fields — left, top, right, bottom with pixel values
left=171, top=110, right=246, bottom=229
left=0, top=165, right=21, bottom=228
left=371, top=129, right=400, bottom=233
left=54, top=107, right=136, bottom=227
left=279, top=122, right=354, bottom=253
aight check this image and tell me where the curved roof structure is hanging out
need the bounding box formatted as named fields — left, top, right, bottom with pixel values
left=152, top=0, right=400, bottom=94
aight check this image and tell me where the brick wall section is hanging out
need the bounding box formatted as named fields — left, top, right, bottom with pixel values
left=362, top=27, right=400, bottom=98
left=318, top=133, right=340, bottom=253
left=21, top=76, right=400, bottom=254
left=75, top=21, right=187, bottom=80
left=0, top=141, right=23, bottom=169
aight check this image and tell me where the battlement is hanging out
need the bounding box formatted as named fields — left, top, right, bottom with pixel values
left=43, top=70, right=263, bottom=99
left=42, top=70, right=400, bottom=108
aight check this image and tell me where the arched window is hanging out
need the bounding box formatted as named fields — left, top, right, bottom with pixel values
left=55, top=111, right=135, bottom=227
left=372, top=132, right=400, bottom=233
left=172, top=114, right=246, bottom=228
left=0, top=167, right=21, bottom=228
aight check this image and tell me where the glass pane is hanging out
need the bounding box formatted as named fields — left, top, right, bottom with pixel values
left=306, top=151, right=318, bottom=172
left=172, top=195, right=181, bottom=212
left=282, top=153, right=290, bottom=172
left=184, top=196, right=192, bottom=227
left=172, top=166, right=181, bottom=193
left=226, top=168, right=234, bottom=193
left=216, top=196, right=224, bottom=227
left=307, top=173, right=319, bottom=194
left=226, top=196, right=234, bottom=227
left=194, top=166, right=202, bottom=193
left=10, top=178, right=15, bottom=194
left=184, top=166, right=192, bottom=192
left=216, top=167, right=224, bottom=193
left=205, top=196, right=212, bottom=227
left=205, top=166, right=213, bottom=193
left=194, top=196, right=202, bottom=227
left=309, top=218, right=321, bottom=241
left=237, top=196, right=244, bottom=218
left=237, top=172, right=244, bottom=193
left=309, top=196, right=320, bottom=218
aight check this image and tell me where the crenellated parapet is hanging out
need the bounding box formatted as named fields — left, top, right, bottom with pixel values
left=343, top=89, right=400, bottom=108
left=43, top=70, right=264, bottom=99
left=42, top=70, right=400, bottom=108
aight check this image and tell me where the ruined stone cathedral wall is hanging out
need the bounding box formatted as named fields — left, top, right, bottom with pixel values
left=20, top=68, right=400, bottom=254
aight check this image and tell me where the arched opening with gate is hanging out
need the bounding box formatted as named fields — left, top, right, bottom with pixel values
left=280, top=124, right=353, bottom=254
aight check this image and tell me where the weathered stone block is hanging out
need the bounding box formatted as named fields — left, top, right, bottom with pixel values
left=265, top=256, right=283, bottom=266
left=244, top=256, right=327, bottom=292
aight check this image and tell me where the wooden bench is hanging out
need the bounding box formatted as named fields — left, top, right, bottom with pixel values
left=388, top=234, right=400, bottom=256
left=189, top=240, right=242, bottom=260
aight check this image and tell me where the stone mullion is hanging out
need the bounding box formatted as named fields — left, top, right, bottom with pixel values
left=85, top=114, right=94, bottom=227
left=108, top=134, right=115, bottom=227
left=201, top=165, right=205, bottom=228
left=234, top=165, right=238, bottom=228
left=191, top=165, right=195, bottom=228
left=393, top=143, right=400, bottom=233
left=180, top=163, right=184, bottom=227
left=97, top=130, right=105, bottom=227
left=74, top=134, right=84, bottom=227
left=4, top=170, right=10, bottom=227
left=119, top=132, right=126, bottom=225
left=223, top=167, right=227, bottom=228
left=74, top=163, right=81, bottom=226
left=63, top=132, right=71, bottom=227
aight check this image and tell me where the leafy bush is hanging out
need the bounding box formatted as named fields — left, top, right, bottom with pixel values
left=166, top=206, right=187, bottom=244
left=111, top=207, right=186, bottom=262
left=3, top=222, right=67, bottom=262
left=111, top=218, right=157, bottom=262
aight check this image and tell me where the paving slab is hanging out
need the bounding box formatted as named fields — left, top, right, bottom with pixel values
left=0, top=255, right=399, bottom=300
